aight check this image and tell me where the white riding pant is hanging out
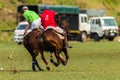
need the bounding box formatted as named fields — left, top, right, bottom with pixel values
left=31, top=18, right=43, bottom=30
left=45, top=26, right=64, bottom=34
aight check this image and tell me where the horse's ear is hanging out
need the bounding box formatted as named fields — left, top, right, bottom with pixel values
left=55, top=14, right=61, bottom=24
left=55, top=13, right=60, bottom=19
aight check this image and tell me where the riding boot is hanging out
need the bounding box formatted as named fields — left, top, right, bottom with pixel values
left=64, top=38, right=72, bottom=48
left=63, top=33, right=72, bottom=48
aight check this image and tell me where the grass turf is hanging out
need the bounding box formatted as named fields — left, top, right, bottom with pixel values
left=0, top=41, right=120, bottom=80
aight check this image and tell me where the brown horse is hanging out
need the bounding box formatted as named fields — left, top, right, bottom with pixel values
left=23, top=28, right=69, bottom=71
left=40, top=29, right=69, bottom=65
left=23, top=29, right=44, bottom=71
left=23, top=15, right=70, bottom=71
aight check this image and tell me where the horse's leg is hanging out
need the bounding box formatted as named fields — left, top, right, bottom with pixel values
left=31, top=56, right=36, bottom=71
left=59, top=53, right=66, bottom=65
left=62, top=48, right=69, bottom=64
left=54, top=50, right=66, bottom=67
left=24, top=43, right=43, bottom=71
left=40, top=51, right=50, bottom=71
left=50, top=53, right=55, bottom=64
left=54, top=52, right=60, bottom=67
left=23, top=43, right=36, bottom=71
left=49, top=52, right=60, bottom=67
left=32, top=54, right=44, bottom=71
left=30, top=51, right=44, bottom=71
left=33, top=50, right=44, bottom=71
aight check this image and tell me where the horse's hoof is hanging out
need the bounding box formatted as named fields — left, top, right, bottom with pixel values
left=62, top=62, right=66, bottom=65
left=39, top=68, right=44, bottom=71
left=33, top=69, right=36, bottom=71
left=46, top=66, right=50, bottom=71
left=61, top=61, right=66, bottom=65
left=54, top=62, right=59, bottom=67
left=50, top=59, right=54, bottom=63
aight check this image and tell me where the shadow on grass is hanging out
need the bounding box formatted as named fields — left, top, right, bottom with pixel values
left=0, top=69, right=36, bottom=74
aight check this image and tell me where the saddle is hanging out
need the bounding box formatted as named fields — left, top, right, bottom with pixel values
left=45, top=28, right=64, bottom=40
left=32, top=28, right=43, bottom=32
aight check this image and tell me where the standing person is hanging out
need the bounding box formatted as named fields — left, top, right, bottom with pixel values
left=21, top=6, right=43, bottom=35
left=40, top=6, right=72, bottom=48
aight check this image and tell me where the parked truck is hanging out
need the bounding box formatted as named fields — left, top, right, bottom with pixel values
left=16, top=5, right=118, bottom=42
left=79, top=9, right=118, bottom=42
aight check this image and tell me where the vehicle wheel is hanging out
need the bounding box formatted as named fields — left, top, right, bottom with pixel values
left=80, top=32, right=87, bottom=42
left=18, top=42, right=22, bottom=45
left=108, top=37, right=114, bottom=41
left=94, top=34, right=100, bottom=41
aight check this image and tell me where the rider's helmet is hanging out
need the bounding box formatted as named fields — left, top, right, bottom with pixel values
left=41, top=5, right=49, bottom=11
left=21, top=6, right=29, bottom=11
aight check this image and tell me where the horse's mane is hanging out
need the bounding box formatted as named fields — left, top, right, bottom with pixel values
left=56, top=15, right=70, bottom=35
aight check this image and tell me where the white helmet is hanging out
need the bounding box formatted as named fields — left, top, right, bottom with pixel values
left=21, top=6, right=28, bottom=11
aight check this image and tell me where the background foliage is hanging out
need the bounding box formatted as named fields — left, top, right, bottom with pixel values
left=0, top=0, right=120, bottom=42
left=0, top=0, right=120, bottom=30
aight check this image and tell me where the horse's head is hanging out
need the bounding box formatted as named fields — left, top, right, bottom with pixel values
left=57, top=15, right=70, bottom=34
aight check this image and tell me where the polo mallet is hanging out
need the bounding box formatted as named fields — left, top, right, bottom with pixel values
left=8, top=43, right=18, bottom=60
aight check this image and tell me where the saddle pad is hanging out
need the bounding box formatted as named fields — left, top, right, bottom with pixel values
left=55, top=33, right=64, bottom=39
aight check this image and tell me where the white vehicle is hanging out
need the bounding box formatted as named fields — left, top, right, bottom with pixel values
left=14, top=21, right=31, bottom=44
left=79, top=9, right=118, bottom=42
left=79, top=14, right=91, bottom=42
left=89, top=16, right=118, bottom=41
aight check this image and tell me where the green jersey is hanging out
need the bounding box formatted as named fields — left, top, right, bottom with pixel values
left=23, top=10, right=39, bottom=23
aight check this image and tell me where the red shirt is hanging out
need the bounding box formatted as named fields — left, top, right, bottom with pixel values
left=41, top=10, right=57, bottom=29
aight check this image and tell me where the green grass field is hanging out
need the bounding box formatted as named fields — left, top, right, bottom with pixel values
left=1, top=41, right=120, bottom=80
